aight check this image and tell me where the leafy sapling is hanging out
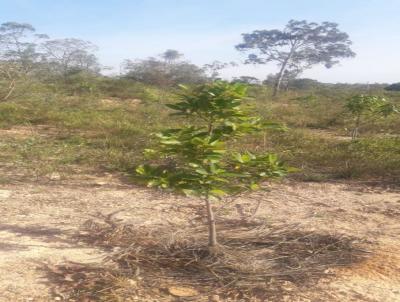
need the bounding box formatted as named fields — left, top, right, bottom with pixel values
left=345, top=95, right=399, bottom=140
left=136, top=82, right=289, bottom=248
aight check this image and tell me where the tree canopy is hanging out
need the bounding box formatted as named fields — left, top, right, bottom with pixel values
left=0, top=22, right=48, bottom=100
left=41, top=38, right=100, bottom=76
left=122, top=51, right=206, bottom=86
left=385, top=83, right=400, bottom=91
left=236, top=20, right=355, bottom=96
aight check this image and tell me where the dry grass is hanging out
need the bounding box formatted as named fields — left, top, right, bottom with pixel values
left=1, top=87, right=399, bottom=182
left=42, top=212, right=369, bottom=301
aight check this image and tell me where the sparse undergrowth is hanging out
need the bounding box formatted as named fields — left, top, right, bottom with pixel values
left=265, top=130, right=400, bottom=180
left=0, top=86, right=399, bottom=182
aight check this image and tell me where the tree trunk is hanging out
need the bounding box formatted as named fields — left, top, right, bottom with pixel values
left=351, top=115, right=361, bottom=140
left=273, top=64, right=287, bottom=97
left=273, top=48, right=295, bottom=97
left=2, top=79, right=16, bottom=101
left=205, top=197, right=218, bottom=247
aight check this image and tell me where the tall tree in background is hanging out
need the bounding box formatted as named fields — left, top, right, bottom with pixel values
left=0, top=22, right=47, bottom=101
left=122, top=50, right=205, bottom=87
left=203, top=60, right=237, bottom=81
left=236, top=20, right=356, bottom=96
left=160, top=49, right=183, bottom=64
left=41, top=38, right=100, bottom=77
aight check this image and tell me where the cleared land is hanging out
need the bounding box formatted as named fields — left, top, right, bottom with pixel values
left=0, top=168, right=399, bottom=301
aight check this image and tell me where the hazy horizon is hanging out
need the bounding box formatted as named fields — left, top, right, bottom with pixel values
left=1, top=0, right=399, bottom=84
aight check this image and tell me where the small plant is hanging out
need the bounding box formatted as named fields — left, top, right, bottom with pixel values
left=345, top=94, right=398, bottom=140
left=136, top=82, right=289, bottom=249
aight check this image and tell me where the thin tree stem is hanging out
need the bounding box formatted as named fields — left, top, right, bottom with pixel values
left=205, top=196, right=218, bottom=247
left=352, top=115, right=361, bottom=140
left=2, top=79, right=16, bottom=101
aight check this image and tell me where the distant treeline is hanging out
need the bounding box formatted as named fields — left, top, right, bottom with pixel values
left=0, top=21, right=398, bottom=102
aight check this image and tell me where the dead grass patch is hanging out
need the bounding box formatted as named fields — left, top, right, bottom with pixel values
left=41, top=212, right=369, bottom=301
left=337, top=249, right=400, bottom=281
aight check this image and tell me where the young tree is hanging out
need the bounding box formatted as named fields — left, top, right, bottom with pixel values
left=136, top=82, right=289, bottom=249
left=236, top=20, right=356, bottom=96
left=345, top=95, right=399, bottom=140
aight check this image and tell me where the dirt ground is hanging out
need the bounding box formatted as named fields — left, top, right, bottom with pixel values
left=0, top=171, right=399, bottom=301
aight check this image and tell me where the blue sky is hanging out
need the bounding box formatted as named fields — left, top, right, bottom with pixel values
left=1, top=0, right=399, bottom=83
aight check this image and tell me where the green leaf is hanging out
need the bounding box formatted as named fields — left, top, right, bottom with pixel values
left=182, top=189, right=197, bottom=196
left=191, top=137, right=205, bottom=145
left=161, top=139, right=181, bottom=145
left=242, top=154, right=251, bottom=162
left=195, top=167, right=208, bottom=175
left=136, top=165, right=145, bottom=174
left=250, top=183, right=260, bottom=190
left=233, top=152, right=243, bottom=163
left=210, top=189, right=227, bottom=197
left=178, top=84, right=188, bottom=90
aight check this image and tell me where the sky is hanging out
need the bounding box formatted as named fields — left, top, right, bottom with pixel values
left=1, top=0, right=399, bottom=83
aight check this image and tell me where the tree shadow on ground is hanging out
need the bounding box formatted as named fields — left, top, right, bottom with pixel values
left=0, top=242, right=30, bottom=251
left=38, top=216, right=370, bottom=301
left=0, top=223, right=74, bottom=245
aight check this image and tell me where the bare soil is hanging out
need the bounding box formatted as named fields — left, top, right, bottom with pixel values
left=0, top=170, right=399, bottom=301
